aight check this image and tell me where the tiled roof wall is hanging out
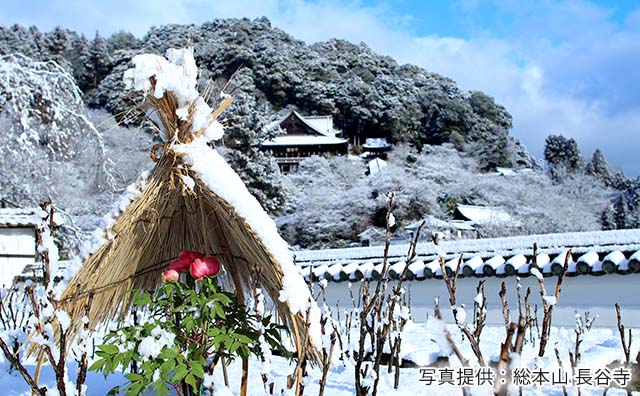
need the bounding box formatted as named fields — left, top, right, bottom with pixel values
left=294, top=229, right=640, bottom=282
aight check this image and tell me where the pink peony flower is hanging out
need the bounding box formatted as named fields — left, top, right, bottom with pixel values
left=180, top=251, right=205, bottom=262
left=203, top=257, right=221, bottom=277
left=190, top=257, right=221, bottom=279
left=170, top=250, right=205, bottom=272
left=162, top=269, right=179, bottom=283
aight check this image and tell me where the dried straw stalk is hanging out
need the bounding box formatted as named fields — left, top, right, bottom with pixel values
left=59, top=80, right=318, bottom=363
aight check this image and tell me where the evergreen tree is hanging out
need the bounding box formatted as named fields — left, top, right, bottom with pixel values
left=613, top=196, right=633, bottom=229
left=585, top=149, right=612, bottom=185
left=0, top=25, right=42, bottom=58
left=108, top=30, right=141, bottom=51
left=544, top=134, right=583, bottom=180
left=68, top=34, right=90, bottom=89
left=79, top=32, right=112, bottom=92
left=600, top=203, right=617, bottom=230
left=43, top=26, right=69, bottom=67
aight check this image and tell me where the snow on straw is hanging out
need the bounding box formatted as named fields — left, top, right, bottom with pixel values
left=123, top=48, right=223, bottom=140
left=174, top=137, right=322, bottom=348
left=66, top=171, right=150, bottom=295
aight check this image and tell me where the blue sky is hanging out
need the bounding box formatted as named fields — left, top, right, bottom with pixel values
left=2, top=0, right=639, bottom=175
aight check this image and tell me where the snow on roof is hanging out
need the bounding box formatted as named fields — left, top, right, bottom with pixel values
left=0, top=208, right=36, bottom=227
left=295, top=229, right=640, bottom=267
left=265, top=109, right=341, bottom=138
left=406, top=216, right=476, bottom=231
left=495, top=167, right=516, bottom=176
left=294, top=229, right=640, bottom=282
left=293, top=111, right=340, bottom=137
left=261, top=135, right=348, bottom=146
left=0, top=208, right=64, bottom=227
left=363, top=138, right=391, bottom=149
left=367, top=157, right=387, bottom=175
left=455, top=204, right=511, bottom=223
left=451, top=220, right=476, bottom=230
left=301, top=115, right=336, bottom=136
left=358, top=227, right=385, bottom=240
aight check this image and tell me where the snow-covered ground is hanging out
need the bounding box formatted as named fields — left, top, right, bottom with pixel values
left=1, top=274, right=638, bottom=395
left=1, top=322, right=637, bottom=395
left=2, top=273, right=639, bottom=395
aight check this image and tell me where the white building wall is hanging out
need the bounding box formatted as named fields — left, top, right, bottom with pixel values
left=0, top=228, right=36, bottom=287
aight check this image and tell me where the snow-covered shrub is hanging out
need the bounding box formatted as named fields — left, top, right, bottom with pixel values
left=0, top=205, right=91, bottom=396
left=0, top=53, right=113, bottom=195
left=283, top=156, right=376, bottom=248
left=282, top=143, right=612, bottom=248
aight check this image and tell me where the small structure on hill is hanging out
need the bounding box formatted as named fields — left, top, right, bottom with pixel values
left=495, top=167, right=516, bottom=176
left=453, top=204, right=512, bottom=224
left=362, top=137, right=391, bottom=159
left=358, top=226, right=386, bottom=247
left=405, top=216, right=477, bottom=240
left=366, top=157, right=388, bottom=175
left=261, top=109, right=348, bottom=173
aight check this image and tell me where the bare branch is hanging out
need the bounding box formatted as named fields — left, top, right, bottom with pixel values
left=537, top=249, right=571, bottom=357
left=498, top=281, right=510, bottom=336
left=615, top=303, right=632, bottom=366
left=495, top=322, right=516, bottom=396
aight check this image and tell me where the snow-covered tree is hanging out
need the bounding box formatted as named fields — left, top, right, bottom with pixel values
left=0, top=24, right=44, bottom=59
left=544, top=134, right=583, bottom=180
left=585, top=148, right=614, bottom=186
left=108, top=30, right=141, bottom=52
left=42, top=26, right=71, bottom=68
left=78, top=32, right=112, bottom=92
left=282, top=144, right=612, bottom=248
left=282, top=155, right=376, bottom=248
left=0, top=53, right=114, bottom=206
left=220, top=147, right=291, bottom=214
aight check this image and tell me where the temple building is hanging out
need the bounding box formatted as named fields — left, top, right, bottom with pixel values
left=261, top=110, right=348, bottom=173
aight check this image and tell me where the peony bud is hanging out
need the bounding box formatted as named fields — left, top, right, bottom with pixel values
left=162, top=269, right=179, bottom=283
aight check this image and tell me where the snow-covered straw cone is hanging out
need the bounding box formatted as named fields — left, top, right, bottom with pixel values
left=59, top=48, right=321, bottom=363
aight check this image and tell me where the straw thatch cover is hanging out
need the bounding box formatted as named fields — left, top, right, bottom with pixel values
left=59, top=48, right=320, bottom=362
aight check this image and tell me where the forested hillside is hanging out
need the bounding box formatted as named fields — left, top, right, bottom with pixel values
left=1, top=17, right=638, bottom=249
